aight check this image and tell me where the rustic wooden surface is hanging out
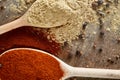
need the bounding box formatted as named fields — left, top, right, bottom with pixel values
left=0, top=0, right=120, bottom=80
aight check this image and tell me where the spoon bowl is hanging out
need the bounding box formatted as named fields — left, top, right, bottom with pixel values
left=0, top=48, right=120, bottom=80
left=0, top=0, right=73, bottom=35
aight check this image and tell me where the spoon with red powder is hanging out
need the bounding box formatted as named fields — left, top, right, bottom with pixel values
left=0, top=48, right=120, bottom=80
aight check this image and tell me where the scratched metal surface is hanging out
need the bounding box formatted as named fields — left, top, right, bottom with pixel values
left=0, top=0, right=120, bottom=80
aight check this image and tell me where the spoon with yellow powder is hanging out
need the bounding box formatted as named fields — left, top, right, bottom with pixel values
left=0, top=0, right=73, bottom=35
left=0, top=48, right=120, bottom=80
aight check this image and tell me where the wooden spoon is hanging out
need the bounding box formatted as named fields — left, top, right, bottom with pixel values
left=0, top=0, right=72, bottom=35
left=0, top=48, right=120, bottom=80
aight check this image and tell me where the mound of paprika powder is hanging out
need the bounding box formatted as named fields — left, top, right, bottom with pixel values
left=0, top=49, right=64, bottom=80
left=0, top=26, right=61, bottom=55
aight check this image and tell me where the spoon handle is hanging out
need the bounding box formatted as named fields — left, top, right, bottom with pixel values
left=69, top=67, right=120, bottom=79
left=0, top=18, right=24, bottom=35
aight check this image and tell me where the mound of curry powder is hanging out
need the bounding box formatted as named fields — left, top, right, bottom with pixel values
left=0, top=26, right=61, bottom=55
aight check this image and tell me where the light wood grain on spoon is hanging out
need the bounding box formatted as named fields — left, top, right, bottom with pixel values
left=0, top=17, right=27, bottom=35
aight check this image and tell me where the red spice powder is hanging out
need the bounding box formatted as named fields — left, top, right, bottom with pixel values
left=0, top=49, right=64, bottom=80
left=0, top=26, right=61, bottom=55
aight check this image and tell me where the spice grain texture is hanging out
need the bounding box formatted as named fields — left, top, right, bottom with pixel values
left=0, top=27, right=60, bottom=55
left=0, top=49, right=64, bottom=80
left=27, top=0, right=73, bottom=27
